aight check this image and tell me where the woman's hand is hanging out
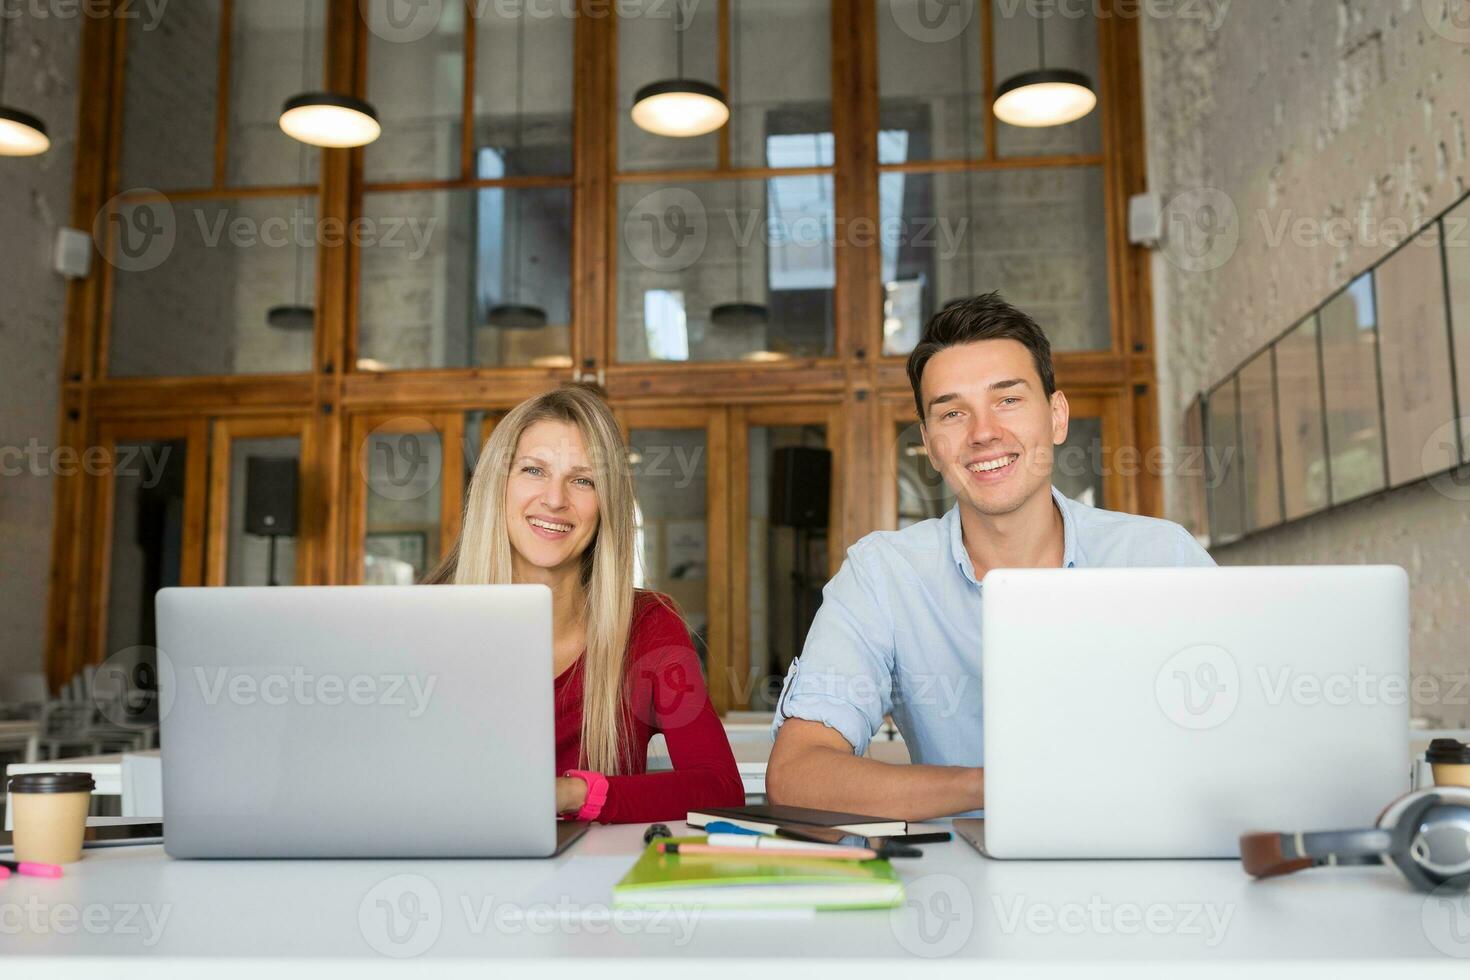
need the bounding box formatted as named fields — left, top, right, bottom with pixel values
left=556, top=776, right=588, bottom=815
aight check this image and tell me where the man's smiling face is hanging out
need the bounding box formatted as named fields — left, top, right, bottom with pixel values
left=919, top=338, right=1069, bottom=518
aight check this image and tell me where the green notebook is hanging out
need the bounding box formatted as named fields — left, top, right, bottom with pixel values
left=613, top=837, right=905, bottom=911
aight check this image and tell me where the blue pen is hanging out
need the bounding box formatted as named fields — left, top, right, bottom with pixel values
left=703, top=820, right=765, bottom=836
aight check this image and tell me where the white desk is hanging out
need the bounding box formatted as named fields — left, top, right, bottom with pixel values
left=0, top=821, right=1463, bottom=971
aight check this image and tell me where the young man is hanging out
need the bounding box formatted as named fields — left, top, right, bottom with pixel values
left=766, top=293, right=1213, bottom=821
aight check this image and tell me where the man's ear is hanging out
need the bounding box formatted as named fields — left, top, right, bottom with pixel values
left=917, top=417, right=931, bottom=459
left=1050, top=390, right=1070, bottom=446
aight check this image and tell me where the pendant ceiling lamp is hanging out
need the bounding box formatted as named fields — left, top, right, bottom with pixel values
left=267, top=198, right=314, bottom=330
left=992, top=13, right=1096, bottom=129
left=486, top=11, right=547, bottom=330
left=631, top=0, right=728, bottom=138
left=0, top=13, right=50, bottom=157
left=710, top=6, right=767, bottom=330
left=279, top=4, right=379, bottom=148
left=942, top=36, right=977, bottom=311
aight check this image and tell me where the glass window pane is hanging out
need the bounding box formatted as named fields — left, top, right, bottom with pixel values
left=356, top=187, right=572, bottom=370
left=226, top=0, right=326, bottom=188
left=227, top=437, right=301, bottom=585
left=1276, top=316, right=1329, bottom=521
left=618, top=0, right=721, bottom=171
left=363, top=0, right=465, bottom=183
left=1179, top=396, right=1209, bottom=541
left=103, top=438, right=188, bottom=732
left=877, top=0, right=985, bottom=163
left=617, top=178, right=836, bottom=362
left=1376, top=236, right=1458, bottom=485
left=880, top=167, right=1110, bottom=356
left=896, top=420, right=955, bottom=528
left=1446, top=200, right=1470, bottom=463
left=630, top=428, right=710, bottom=665
left=119, top=1, right=221, bottom=191
left=1320, top=274, right=1386, bottom=504
left=991, top=0, right=1101, bottom=158
left=730, top=0, right=832, bottom=170
left=363, top=427, right=443, bottom=584
left=746, top=427, right=830, bottom=710
left=1206, top=378, right=1243, bottom=544
left=106, top=440, right=188, bottom=655
left=474, top=3, right=574, bottom=176
left=1052, top=416, right=1104, bottom=508
left=107, top=196, right=317, bottom=377
left=1238, top=350, right=1283, bottom=532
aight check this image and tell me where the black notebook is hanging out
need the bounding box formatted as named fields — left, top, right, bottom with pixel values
left=686, top=804, right=907, bottom=837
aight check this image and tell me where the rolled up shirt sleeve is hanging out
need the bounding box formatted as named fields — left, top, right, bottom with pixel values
left=770, top=543, right=894, bottom=757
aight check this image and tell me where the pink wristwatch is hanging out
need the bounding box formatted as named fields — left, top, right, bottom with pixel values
left=563, top=770, right=609, bottom=822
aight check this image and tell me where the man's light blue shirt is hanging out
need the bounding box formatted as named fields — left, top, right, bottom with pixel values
left=771, top=486, right=1215, bottom=767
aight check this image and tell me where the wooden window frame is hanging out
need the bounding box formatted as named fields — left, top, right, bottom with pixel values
left=205, top=415, right=318, bottom=586
left=46, top=1, right=1159, bottom=700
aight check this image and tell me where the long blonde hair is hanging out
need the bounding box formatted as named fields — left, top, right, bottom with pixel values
left=431, top=382, right=636, bottom=774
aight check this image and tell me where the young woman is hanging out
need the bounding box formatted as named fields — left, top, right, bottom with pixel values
left=427, top=382, right=743, bottom=823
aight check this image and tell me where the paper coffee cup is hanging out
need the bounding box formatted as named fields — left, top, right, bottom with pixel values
left=1426, top=739, right=1470, bottom=790
left=8, top=772, right=95, bottom=864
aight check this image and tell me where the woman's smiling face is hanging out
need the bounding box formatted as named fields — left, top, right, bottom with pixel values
left=504, top=419, right=601, bottom=575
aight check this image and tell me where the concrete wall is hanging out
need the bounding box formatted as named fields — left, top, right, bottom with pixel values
left=1143, top=0, right=1470, bottom=726
left=0, top=12, right=80, bottom=689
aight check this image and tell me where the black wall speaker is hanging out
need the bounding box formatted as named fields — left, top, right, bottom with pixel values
left=244, top=457, right=299, bottom=537
left=770, top=446, right=831, bottom=529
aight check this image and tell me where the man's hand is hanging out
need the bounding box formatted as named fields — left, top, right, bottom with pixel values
left=766, top=719, right=984, bottom=822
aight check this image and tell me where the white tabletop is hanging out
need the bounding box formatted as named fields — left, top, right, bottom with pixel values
left=0, top=820, right=1465, bottom=971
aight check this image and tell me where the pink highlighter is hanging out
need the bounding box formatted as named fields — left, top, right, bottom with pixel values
left=0, top=860, right=63, bottom=879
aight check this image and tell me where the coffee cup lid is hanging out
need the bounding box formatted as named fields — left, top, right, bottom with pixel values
left=1426, top=739, right=1470, bottom=765
left=7, top=772, right=96, bottom=794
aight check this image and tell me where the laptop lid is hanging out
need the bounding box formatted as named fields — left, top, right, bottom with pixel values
left=158, top=585, right=556, bottom=858
left=980, top=566, right=1410, bottom=859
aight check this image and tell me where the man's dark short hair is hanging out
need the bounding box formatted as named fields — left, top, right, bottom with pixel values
left=905, top=291, right=1057, bottom=423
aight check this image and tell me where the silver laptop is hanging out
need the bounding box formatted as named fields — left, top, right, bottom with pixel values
left=968, top=566, right=1410, bottom=859
left=157, top=585, right=588, bottom=858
